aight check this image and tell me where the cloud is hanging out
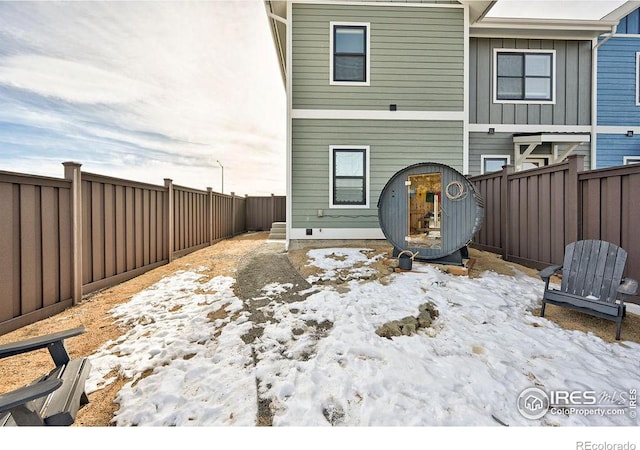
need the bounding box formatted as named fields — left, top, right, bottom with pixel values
left=0, top=55, right=157, bottom=104
left=0, top=1, right=286, bottom=195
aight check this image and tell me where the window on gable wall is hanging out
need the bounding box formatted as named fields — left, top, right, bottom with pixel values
left=495, top=50, right=554, bottom=102
left=331, top=23, right=369, bottom=84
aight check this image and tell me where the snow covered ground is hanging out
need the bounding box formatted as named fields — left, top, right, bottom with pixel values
left=84, top=247, right=639, bottom=439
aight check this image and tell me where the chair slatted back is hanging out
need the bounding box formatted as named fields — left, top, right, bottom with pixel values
left=561, top=240, right=627, bottom=304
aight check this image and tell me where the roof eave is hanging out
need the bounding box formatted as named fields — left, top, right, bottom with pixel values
left=470, top=17, right=619, bottom=40
left=265, top=1, right=287, bottom=87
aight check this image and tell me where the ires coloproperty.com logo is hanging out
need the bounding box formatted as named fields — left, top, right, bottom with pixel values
left=517, top=387, right=638, bottom=420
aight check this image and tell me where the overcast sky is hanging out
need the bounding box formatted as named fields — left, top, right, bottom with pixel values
left=0, top=1, right=630, bottom=195
left=0, top=0, right=286, bottom=195
left=488, top=0, right=627, bottom=20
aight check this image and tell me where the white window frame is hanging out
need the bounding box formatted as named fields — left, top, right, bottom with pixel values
left=493, top=49, right=556, bottom=105
left=623, top=155, right=640, bottom=164
left=636, top=52, right=640, bottom=106
left=329, top=145, right=370, bottom=209
left=329, top=21, right=371, bottom=86
left=480, top=155, right=511, bottom=174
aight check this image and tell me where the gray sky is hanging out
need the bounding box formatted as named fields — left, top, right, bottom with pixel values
left=0, top=0, right=286, bottom=195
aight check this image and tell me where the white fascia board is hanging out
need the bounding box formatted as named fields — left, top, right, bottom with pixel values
left=290, top=228, right=386, bottom=240
left=294, top=1, right=463, bottom=9
left=469, top=124, right=592, bottom=133
left=292, top=109, right=465, bottom=121
left=512, top=134, right=591, bottom=144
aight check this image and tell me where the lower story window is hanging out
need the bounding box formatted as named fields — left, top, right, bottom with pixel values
left=624, top=156, right=640, bottom=165
left=481, top=155, right=511, bottom=174
left=330, top=146, right=369, bottom=207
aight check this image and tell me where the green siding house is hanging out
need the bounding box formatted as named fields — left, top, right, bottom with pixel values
left=267, top=0, right=468, bottom=245
left=265, top=0, right=633, bottom=247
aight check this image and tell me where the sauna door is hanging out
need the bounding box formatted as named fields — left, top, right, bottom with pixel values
left=406, top=173, right=442, bottom=249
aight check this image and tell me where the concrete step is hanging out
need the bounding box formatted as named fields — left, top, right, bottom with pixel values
left=268, top=222, right=286, bottom=240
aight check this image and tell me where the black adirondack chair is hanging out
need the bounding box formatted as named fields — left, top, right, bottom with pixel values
left=539, top=240, right=638, bottom=340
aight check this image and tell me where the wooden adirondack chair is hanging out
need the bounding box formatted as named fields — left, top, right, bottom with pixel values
left=539, top=240, right=638, bottom=340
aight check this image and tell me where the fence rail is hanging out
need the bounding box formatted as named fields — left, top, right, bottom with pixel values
left=469, top=155, right=640, bottom=303
left=0, top=163, right=285, bottom=335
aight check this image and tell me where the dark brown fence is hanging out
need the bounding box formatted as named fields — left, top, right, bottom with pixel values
left=246, top=195, right=286, bottom=231
left=0, top=163, right=285, bottom=335
left=469, top=155, right=640, bottom=303
left=0, top=172, right=74, bottom=333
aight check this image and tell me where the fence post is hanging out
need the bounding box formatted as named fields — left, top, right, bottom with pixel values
left=63, top=162, right=83, bottom=306
left=566, top=154, right=585, bottom=244
left=207, top=187, right=213, bottom=246
left=164, top=179, right=174, bottom=262
left=501, top=164, right=514, bottom=261
left=231, top=192, right=236, bottom=237
left=271, top=193, right=275, bottom=228
left=245, top=194, right=249, bottom=233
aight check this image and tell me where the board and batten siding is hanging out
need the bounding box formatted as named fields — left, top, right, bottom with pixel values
left=597, top=36, right=640, bottom=126
left=468, top=132, right=591, bottom=175
left=292, top=119, right=463, bottom=229
left=470, top=38, right=592, bottom=125
left=291, top=3, right=464, bottom=111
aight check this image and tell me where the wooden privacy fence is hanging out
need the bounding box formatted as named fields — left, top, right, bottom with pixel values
left=0, top=162, right=285, bottom=335
left=469, top=154, right=640, bottom=303
left=246, top=195, right=286, bottom=231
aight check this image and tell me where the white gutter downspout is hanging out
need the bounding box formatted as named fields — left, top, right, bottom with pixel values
left=591, top=25, right=617, bottom=170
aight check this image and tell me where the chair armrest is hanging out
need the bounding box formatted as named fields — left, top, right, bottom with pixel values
left=538, top=265, right=562, bottom=281
left=0, top=378, right=62, bottom=414
left=618, top=278, right=639, bottom=296
left=0, top=327, right=85, bottom=360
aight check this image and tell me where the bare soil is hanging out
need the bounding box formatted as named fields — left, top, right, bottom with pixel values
left=0, top=232, right=268, bottom=426
left=0, top=236, right=637, bottom=426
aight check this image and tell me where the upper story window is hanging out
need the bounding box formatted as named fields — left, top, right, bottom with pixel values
left=494, top=50, right=555, bottom=103
left=330, top=22, right=370, bottom=86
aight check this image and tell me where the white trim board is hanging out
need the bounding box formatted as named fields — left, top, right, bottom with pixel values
left=623, top=156, right=640, bottom=164
left=289, top=227, right=386, bottom=240
left=597, top=126, right=640, bottom=134
left=291, top=1, right=463, bottom=9
left=293, top=109, right=465, bottom=121
left=286, top=0, right=293, bottom=251
left=636, top=52, right=640, bottom=107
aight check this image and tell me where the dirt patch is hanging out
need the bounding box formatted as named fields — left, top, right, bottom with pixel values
left=0, top=232, right=268, bottom=426
left=287, top=244, right=394, bottom=286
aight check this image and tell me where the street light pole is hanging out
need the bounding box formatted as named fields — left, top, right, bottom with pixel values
left=216, top=159, right=224, bottom=194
